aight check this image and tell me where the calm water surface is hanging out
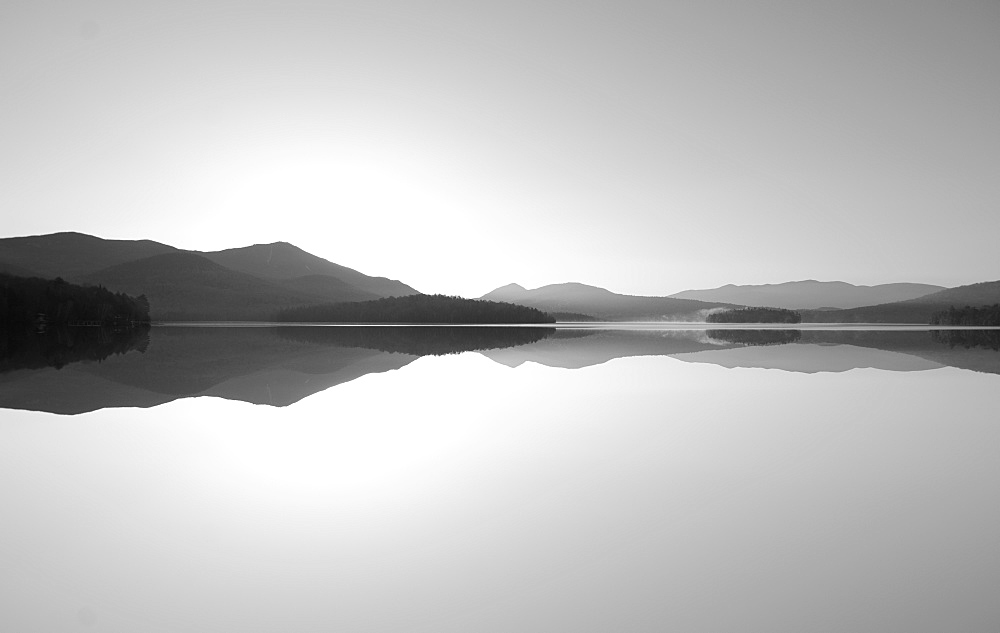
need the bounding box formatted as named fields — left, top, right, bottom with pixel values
left=1, top=326, right=999, bottom=632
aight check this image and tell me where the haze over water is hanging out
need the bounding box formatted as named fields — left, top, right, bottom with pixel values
left=2, top=326, right=998, bottom=631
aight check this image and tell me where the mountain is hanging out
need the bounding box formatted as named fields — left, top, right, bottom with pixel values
left=483, top=283, right=528, bottom=302
left=480, top=282, right=731, bottom=321
left=278, top=274, right=380, bottom=303
left=0, top=231, right=177, bottom=280
left=801, top=280, right=1000, bottom=323
left=0, top=232, right=421, bottom=321
left=79, top=252, right=347, bottom=321
left=202, top=242, right=418, bottom=297
left=670, top=280, right=944, bottom=309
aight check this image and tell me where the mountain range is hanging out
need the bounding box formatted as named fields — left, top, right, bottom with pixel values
left=482, top=281, right=1000, bottom=323
left=669, top=280, right=944, bottom=309
left=480, top=282, right=734, bottom=321
left=2, top=231, right=999, bottom=323
left=0, top=232, right=417, bottom=320
left=798, top=281, right=1000, bottom=323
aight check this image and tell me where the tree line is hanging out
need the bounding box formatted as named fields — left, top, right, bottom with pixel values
left=930, top=304, right=1000, bottom=326
left=273, top=294, right=556, bottom=324
left=0, top=273, right=150, bottom=328
left=706, top=306, right=802, bottom=324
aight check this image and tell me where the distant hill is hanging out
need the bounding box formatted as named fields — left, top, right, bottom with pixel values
left=202, top=242, right=419, bottom=297
left=0, top=231, right=177, bottom=280
left=801, top=280, right=1000, bottom=323
left=480, top=282, right=730, bottom=321
left=918, top=280, right=1000, bottom=306
left=670, top=280, right=944, bottom=309
left=484, top=283, right=529, bottom=302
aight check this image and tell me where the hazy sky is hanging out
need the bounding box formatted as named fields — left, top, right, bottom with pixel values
left=2, top=1, right=998, bottom=296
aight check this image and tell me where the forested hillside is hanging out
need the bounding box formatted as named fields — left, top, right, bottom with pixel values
left=0, top=274, right=150, bottom=327
left=274, top=294, right=555, bottom=324
left=930, top=305, right=1000, bottom=326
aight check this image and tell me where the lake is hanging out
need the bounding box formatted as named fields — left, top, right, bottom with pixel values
left=2, top=325, right=999, bottom=632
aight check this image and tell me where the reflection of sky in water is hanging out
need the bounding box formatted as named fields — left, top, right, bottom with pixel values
left=1, top=351, right=999, bottom=631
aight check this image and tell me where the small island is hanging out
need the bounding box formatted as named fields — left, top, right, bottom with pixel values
left=273, top=294, right=556, bottom=324
left=706, top=306, right=802, bottom=324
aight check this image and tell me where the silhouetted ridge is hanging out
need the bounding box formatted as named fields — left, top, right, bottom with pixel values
left=277, top=326, right=554, bottom=355
left=203, top=242, right=418, bottom=297
left=1, top=232, right=426, bottom=321
left=274, top=294, right=556, bottom=324
left=0, top=232, right=177, bottom=279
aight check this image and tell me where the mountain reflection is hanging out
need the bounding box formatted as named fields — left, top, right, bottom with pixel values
left=482, top=327, right=1000, bottom=375
left=0, top=325, right=553, bottom=415
left=2, top=325, right=999, bottom=416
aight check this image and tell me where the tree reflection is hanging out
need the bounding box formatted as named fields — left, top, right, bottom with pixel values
left=930, top=329, right=1000, bottom=351
left=1, top=326, right=149, bottom=372
left=276, top=325, right=555, bottom=355
left=706, top=329, right=802, bottom=347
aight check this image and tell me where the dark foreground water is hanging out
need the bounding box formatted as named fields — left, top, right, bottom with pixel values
left=1, top=325, right=999, bottom=632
